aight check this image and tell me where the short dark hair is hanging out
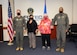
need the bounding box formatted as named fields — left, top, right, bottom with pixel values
left=29, top=15, right=33, bottom=17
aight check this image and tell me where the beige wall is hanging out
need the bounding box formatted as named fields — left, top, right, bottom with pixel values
left=15, top=0, right=73, bottom=24
left=0, top=0, right=9, bottom=41
left=73, top=0, right=77, bottom=24
left=0, top=0, right=77, bottom=41
left=0, top=0, right=15, bottom=41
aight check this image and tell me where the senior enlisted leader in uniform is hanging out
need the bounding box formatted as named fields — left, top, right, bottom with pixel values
left=13, top=9, right=27, bottom=51
left=52, top=7, right=69, bottom=53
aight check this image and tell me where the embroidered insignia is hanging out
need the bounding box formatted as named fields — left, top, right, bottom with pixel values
left=16, top=19, right=18, bottom=21
left=62, top=16, right=64, bottom=18
left=58, top=16, right=60, bottom=19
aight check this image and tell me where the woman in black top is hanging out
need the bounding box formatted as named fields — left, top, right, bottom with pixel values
left=27, top=15, right=38, bottom=49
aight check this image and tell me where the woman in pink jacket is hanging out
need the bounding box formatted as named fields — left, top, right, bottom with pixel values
left=38, top=14, right=52, bottom=50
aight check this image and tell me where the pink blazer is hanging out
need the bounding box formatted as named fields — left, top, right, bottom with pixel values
left=38, top=18, right=51, bottom=34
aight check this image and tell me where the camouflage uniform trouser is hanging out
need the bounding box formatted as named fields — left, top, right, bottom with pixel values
left=57, top=25, right=66, bottom=48
left=16, top=30, right=23, bottom=48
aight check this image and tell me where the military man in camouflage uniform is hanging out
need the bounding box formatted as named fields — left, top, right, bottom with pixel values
left=52, top=7, right=69, bottom=52
left=13, top=9, right=26, bottom=51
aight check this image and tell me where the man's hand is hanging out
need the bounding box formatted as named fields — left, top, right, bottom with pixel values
left=24, top=30, right=26, bottom=33
left=66, top=30, right=68, bottom=32
left=51, top=25, right=54, bottom=29
left=14, top=31, right=16, bottom=35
